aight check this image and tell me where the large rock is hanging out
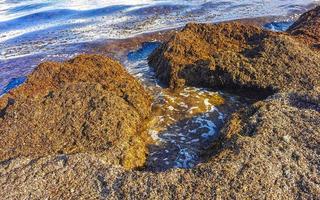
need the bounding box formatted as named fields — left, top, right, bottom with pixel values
left=0, top=55, right=152, bottom=169
left=148, top=22, right=320, bottom=93
left=1, top=54, right=151, bottom=119
left=287, top=6, right=320, bottom=49
left=1, top=89, right=319, bottom=199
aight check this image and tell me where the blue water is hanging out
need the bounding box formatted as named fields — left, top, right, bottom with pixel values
left=264, top=21, right=294, bottom=32
left=128, top=42, right=160, bottom=62
left=126, top=42, right=161, bottom=88
left=0, top=0, right=319, bottom=93
left=0, top=76, right=26, bottom=96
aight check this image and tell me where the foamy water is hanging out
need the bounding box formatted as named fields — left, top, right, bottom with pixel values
left=0, top=0, right=319, bottom=92
left=125, top=42, right=243, bottom=170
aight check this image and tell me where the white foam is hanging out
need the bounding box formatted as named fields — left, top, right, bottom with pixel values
left=174, top=148, right=197, bottom=168
left=204, top=98, right=210, bottom=107
left=191, top=116, right=217, bottom=139
left=218, top=112, right=225, bottom=120
left=149, top=130, right=162, bottom=142
left=1, top=0, right=319, bottom=60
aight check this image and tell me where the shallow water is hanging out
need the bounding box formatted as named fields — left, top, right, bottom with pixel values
left=0, top=0, right=319, bottom=92
left=125, top=42, right=243, bottom=170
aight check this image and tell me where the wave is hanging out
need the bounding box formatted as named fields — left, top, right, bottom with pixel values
left=0, top=0, right=319, bottom=92
left=0, top=5, right=131, bottom=33
left=7, top=3, right=51, bottom=14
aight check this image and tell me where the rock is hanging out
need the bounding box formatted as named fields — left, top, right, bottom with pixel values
left=1, top=54, right=151, bottom=119
left=0, top=90, right=319, bottom=199
left=0, top=154, right=125, bottom=199
left=0, top=55, right=153, bottom=169
left=287, top=6, right=320, bottom=49
left=1, top=7, right=320, bottom=200
left=148, top=22, right=320, bottom=93
left=283, top=135, right=291, bottom=143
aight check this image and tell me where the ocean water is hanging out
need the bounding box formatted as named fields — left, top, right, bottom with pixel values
left=0, top=0, right=318, bottom=92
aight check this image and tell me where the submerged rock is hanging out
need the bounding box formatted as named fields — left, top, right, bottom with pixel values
left=287, top=6, right=320, bottom=49
left=148, top=22, right=320, bottom=93
left=0, top=55, right=152, bottom=169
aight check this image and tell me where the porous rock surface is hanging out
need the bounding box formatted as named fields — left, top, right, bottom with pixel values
left=1, top=7, right=320, bottom=200
left=148, top=20, right=320, bottom=92
left=0, top=55, right=152, bottom=169
left=0, top=89, right=319, bottom=199
left=287, top=6, right=320, bottom=49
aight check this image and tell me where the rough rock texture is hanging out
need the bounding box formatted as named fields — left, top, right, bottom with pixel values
left=0, top=55, right=152, bottom=169
left=1, top=7, right=320, bottom=200
left=0, top=54, right=151, bottom=118
left=1, top=90, right=319, bottom=199
left=148, top=22, right=320, bottom=92
left=287, top=6, right=320, bottom=49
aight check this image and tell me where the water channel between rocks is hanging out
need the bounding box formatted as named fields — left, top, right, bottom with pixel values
left=0, top=22, right=290, bottom=171
left=125, top=42, right=245, bottom=171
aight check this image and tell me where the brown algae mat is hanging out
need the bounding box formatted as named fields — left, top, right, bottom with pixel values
left=0, top=6, right=320, bottom=200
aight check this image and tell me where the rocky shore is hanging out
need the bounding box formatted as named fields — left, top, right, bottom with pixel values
left=287, top=6, right=320, bottom=50
left=0, top=6, right=319, bottom=200
left=148, top=20, right=320, bottom=93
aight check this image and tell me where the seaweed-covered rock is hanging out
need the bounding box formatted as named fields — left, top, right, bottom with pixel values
left=1, top=7, right=320, bottom=200
left=148, top=22, right=320, bottom=92
left=1, top=55, right=151, bottom=119
left=287, top=6, right=320, bottom=49
left=0, top=55, right=152, bottom=169
left=1, top=89, right=319, bottom=199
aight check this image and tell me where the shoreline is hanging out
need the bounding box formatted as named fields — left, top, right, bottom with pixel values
left=0, top=4, right=319, bottom=199
left=85, top=3, right=320, bottom=62
left=1, top=2, right=319, bottom=93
